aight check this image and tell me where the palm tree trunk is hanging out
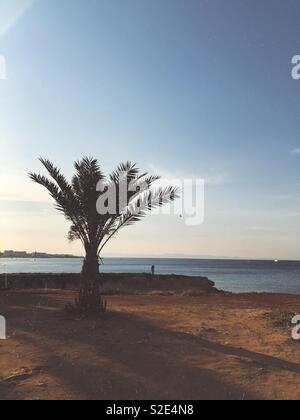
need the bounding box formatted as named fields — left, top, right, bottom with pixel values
left=77, top=250, right=106, bottom=315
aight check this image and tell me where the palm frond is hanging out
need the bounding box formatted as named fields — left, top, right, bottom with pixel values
left=39, top=158, right=74, bottom=197
left=68, top=225, right=82, bottom=242
left=28, top=172, right=62, bottom=203
left=30, top=157, right=180, bottom=256
left=98, top=185, right=179, bottom=253
left=29, top=166, right=89, bottom=247
left=110, top=161, right=139, bottom=183
left=123, top=185, right=179, bottom=225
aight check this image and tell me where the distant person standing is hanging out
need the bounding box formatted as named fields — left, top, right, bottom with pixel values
left=151, top=265, right=155, bottom=276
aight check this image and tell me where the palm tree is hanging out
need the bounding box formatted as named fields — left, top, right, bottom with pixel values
left=29, top=157, right=178, bottom=315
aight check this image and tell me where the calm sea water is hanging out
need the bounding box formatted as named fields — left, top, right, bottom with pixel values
left=0, top=258, right=300, bottom=294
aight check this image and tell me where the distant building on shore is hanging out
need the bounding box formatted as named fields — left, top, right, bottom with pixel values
left=0, top=250, right=80, bottom=259
left=0, top=250, right=35, bottom=258
left=3, top=250, right=27, bottom=258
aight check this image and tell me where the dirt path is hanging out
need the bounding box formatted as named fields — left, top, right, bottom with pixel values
left=1, top=289, right=300, bottom=400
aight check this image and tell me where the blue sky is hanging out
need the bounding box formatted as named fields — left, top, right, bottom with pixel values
left=1, top=0, right=300, bottom=259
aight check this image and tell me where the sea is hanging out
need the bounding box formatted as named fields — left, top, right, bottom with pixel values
left=0, top=257, right=300, bottom=294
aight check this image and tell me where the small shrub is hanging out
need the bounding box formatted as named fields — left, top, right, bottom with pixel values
left=181, top=288, right=206, bottom=297
left=266, top=311, right=298, bottom=327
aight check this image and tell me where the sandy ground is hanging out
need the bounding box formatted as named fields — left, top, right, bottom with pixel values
left=1, top=289, right=300, bottom=400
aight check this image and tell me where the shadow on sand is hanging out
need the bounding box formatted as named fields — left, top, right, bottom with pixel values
left=1, top=291, right=299, bottom=400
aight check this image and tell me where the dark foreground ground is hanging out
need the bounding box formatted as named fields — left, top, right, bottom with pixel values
left=1, top=289, right=300, bottom=400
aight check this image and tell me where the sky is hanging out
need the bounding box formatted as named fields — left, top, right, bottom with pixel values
left=0, top=0, right=300, bottom=259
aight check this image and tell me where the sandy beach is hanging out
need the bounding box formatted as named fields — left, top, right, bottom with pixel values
left=1, top=287, right=300, bottom=400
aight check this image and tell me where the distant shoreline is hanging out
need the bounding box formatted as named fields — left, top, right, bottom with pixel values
left=0, top=256, right=81, bottom=259
left=1, top=258, right=300, bottom=294
left=1, top=272, right=300, bottom=298
left=1, top=256, right=300, bottom=262
left=0, top=252, right=81, bottom=259
left=0, top=272, right=216, bottom=295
